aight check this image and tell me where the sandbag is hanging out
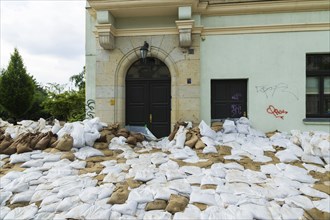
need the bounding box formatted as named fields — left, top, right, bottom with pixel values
left=146, top=200, right=168, bottom=211
left=199, top=120, right=217, bottom=139
left=195, top=139, right=206, bottom=150
left=35, top=131, right=52, bottom=150
left=108, top=185, right=130, bottom=204
left=165, top=194, right=189, bottom=213
left=185, top=133, right=198, bottom=148
left=55, top=134, right=73, bottom=151
left=126, top=136, right=137, bottom=145
left=16, top=137, right=33, bottom=154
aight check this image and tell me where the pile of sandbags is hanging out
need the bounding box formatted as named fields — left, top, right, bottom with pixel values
left=0, top=131, right=57, bottom=155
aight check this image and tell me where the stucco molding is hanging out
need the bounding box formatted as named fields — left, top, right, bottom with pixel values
left=88, top=0, right=330, bottom=17
left=176, top=20, right=195, bottom=47
left=203, top=22, right=330, bottom=35
left=95, top=24, right=116, bottom=50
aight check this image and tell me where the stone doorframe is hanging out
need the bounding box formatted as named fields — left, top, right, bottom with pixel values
left=113, top=45, right=179, bottom=130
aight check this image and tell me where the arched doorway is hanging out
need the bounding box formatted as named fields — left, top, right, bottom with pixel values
left=125, top=57, right=171, bottom=138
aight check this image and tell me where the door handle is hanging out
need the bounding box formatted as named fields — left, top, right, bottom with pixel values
left=149, top=114, right=152, bottom=123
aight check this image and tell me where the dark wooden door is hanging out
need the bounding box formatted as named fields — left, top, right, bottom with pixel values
left=126, top=80, right=171, bottom=138
left=211, top=79, right=247, bottom=119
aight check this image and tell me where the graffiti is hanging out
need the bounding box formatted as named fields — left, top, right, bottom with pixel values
left=256, top=83, right=299, bottom=100
left=267, top=105, right=288, bottom=119
left=231, top=104, right=242, bottom=117
left=232, top=93, right=242, bottom=100
left=86, top=99, right=95, bottom=119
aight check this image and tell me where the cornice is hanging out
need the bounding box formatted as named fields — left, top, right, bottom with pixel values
left=95, top=22, right=329, bottom=37
left=202, top=22, right=330, bottom=35
left=88, top=0, right=330, bottom=17
left=200, top=0, right=330, bottom=16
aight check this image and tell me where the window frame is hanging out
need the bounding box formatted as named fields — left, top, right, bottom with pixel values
left=306, top=53, right=330, bottom=118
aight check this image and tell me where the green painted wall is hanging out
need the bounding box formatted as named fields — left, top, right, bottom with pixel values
left=200, top=30, right=330, bottom=132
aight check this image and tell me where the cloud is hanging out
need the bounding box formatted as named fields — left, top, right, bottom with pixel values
left=1, top=0, right=86, bottom=85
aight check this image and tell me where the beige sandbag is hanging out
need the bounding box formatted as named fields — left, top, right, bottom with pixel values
left=93, top=142, right=108, bottom=150
left=195, top=139, right=206, bottom=149
left=126, top=178, right=142, bottom=189
left=35, top=132, right=52, bottom=150
left=185, top=133, right=199, bottom=148
left=106, top=134, right=115, bottom=144
left=49, top=136, right=58, bottom=146
left=55, top=134, right=73, bottom=151
left=30, top=132, right=45, bottom=148
left=145, top=200, right=167, bottom=211
left=126, top=136, right=137, bottom=145
left=60, top=151, right=75, bottom=161
left=108, top=185, right=130, bottom=205
left=2, top=144, right=17, bottom=155
left=165, top=194, right=189, bottom=213
left=16, top=138, right=33, bottom=154
left=0, top=135, right=13, bottom=154
left=131, top=132, right=144, bottom=142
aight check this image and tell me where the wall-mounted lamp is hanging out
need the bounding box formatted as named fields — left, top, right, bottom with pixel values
left=140, top=41, right=149, bottom=62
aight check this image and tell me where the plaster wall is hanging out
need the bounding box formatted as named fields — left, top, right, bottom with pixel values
left=200, top=30, right=330, bottom=132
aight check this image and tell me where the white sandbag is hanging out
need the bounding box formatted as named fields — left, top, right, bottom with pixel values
left=83, top=117, right=106, bottom=132
left=275, top=149, right=299, bottom=163
left=302, top=163, right=327, bottom=173
left=283, top=164, right=317, bottom=183
left=103, top=172, right=126, bottom=183
left=285, top=195, right=314, bottom=210
left=223, top=162, right=244, bottom=171
left=201, top=136, right=216, bottom=147
left=30, top=189, right=52, bottom=203
left=64, top=203, right=91, bottom=219
left=237, top=117, right=250, bottom=125
left=143, top=210, right=172, bottom=220
left=201, top=175, right=224, bottom=186
left=189, top=189, right=217, bottom=206
left=57, top=185, right=83, bottom=199
left=74, top=147, right=104, bottom=160
left=154, top=187, right=178, bottom=201
left=56, top=196, right=81, bottom=212
left=165, top=169, right=186, bottom=181
left=134, top=169, right=155, bottom=182
left=225, top=169, right=246, bottom=183
left=239, top=203, right=273, bottom=220
left=301, top=154, right=324, bottom=165
left=313, top=197, right=330, bottom=212
left=179, top=166, right=202, bottom=176
left=223, top=120, right=237, bottom=134
left=4, top=203, right=38, bottom=220
left=83, top=205, right=112, bottom=220
left=71, top=122, right=86, bottom=148
left=0, top=207, right=11, bottom=220
left=318, top=139, right=330, bottom=157
left=79, top=186, right=100, bottom=204
left=244, top=169, right=267, bottom=184
left=20, top=159, right=44, bottom=168
left=223, top=133, right=238, bottom=143
left=111, top=200, right=138, bottom=216
left=69, top=160, right=86, bottom=169
left=174, top=126, right=187, bottom=148
left=173, top=204, right=201, bottom=220
left=57, top=123, right=74, bottom=138
left=260, top=164, right=281, bottom=175
left=98, top=184, right=115, bottom=199
left=0, top=191, right=12, bottom=206
left=199, top=120, right=217, bottom=139
left=33, top=212, right=55, bottom=220
left=127, top=187, right=154, bottom=203
left=42, top=154, right=62, bottom=163
left=169, top=179, right=192, bottom=195
left=203, top=146, right=218, bottom=154
left=236, top=124, right=250, bottom=135
left=0, top=154, right=9, bottom=160
left=299, top=184, right=329, bottom=199
left=10, top=153, right=31, bottom=164
left=10, top=190, right=35, bottom=204
left=38, top=202, right=60, bottom=213
left=40, top=194, right=61, bottom=207
left=51, top=119, right=62, bottom=134
left=280, top=204, right=304, bottom=220
left=4, top=178, right=29, bottom=193
left=84, top=129, right=100, bottom=147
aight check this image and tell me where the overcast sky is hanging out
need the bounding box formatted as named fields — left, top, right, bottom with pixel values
left=0, top=0, right=86, bottom=86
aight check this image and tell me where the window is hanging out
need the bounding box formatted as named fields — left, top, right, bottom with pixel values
left=306, top=54, right=330, bottom=118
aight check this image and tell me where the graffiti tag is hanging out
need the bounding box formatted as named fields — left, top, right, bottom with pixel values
left=256, top=83, right=299, bottom=100
left=231, top=104, right=242, bottom=117
left=232, top=93, right=242, bottom=101
left=267, top=105, right=288, bottom=119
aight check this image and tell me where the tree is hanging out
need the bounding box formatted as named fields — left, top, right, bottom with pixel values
left=41, top=67, right=86, bottom=122
left=0, top=48, right=35, bottom=120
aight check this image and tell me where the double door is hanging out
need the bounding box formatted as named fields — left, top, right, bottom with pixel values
left=126, top=80, right=171, bottom=138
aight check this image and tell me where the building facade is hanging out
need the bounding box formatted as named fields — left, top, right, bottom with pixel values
left=85, top=0, right=330, bottom=136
